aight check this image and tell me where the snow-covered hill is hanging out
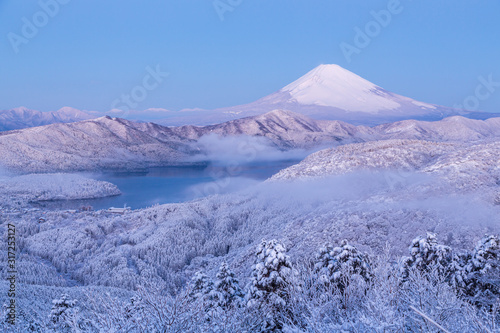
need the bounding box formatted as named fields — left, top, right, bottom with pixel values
left=272, top=139, right=500, bottom=189
left=0, top=116, right=198, bottom=172
left=1, top=110, right=499, bottom=172
left=0, top=106, right=97, bottom=131
left=175, top=110, right=500, bottom=148
left=173, top=109, right=371, bottom=149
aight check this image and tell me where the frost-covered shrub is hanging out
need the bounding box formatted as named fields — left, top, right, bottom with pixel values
left=124, top=295, right=144, bottom=321
left=397, top=268, right=485, bottom=333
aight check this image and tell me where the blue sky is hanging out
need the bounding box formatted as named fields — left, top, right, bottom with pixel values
left=1, top=0, right=499, bottom=113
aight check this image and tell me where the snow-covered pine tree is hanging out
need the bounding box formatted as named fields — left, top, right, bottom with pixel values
left=314, top=239, right=372, bottom=293
left=48, top=294, right=78, bottom=331
left=211, top=262, right=244, bottom=309
left=454, top=235, right=500, bottom=307
left=247, top=239, right=294, bottom=331
left=401, top=232, right=457, bottom=281
left=189, top=271, right=214, bottom=301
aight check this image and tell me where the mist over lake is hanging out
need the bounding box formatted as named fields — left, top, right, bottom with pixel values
left=32, top=161, right=299, bottom=211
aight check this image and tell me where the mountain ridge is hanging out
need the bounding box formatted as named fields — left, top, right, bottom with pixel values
left=0, top=106, right=96, bottom=131
left=1, top=109, right=499, bottom=173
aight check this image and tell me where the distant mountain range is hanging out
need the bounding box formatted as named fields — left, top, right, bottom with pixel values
left=2, top=64, right=499, bottom=131
left=0, top=106, right=96, bottom=131
left=1, top=109, right=499, bottom=173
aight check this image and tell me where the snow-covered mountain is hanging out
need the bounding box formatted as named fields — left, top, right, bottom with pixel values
left=1, top=115, right=499, bottom=330
left=0, top=116, right=198, bottom=172
left=157, top=64, right=499, bottom=126
left=172, top=109, right=370, bottom=149
left=174, top=109, right=500, bottom=148
left=211, top=64, right=498, bottom=125
left=1, top=110, right=499, bottom=172
left=4, top=65, right=498, bottom=130
left=0, top=106, right=96, bottom=131
left=281, top=64, right=403, bottom=111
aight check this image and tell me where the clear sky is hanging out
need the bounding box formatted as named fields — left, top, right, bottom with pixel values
left=1, top=0, right=499, bottom=113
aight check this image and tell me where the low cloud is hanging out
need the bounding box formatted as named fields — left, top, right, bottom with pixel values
left=188, top=134, right=321, bottom=164
left=185, top=177, right=261, bottom=200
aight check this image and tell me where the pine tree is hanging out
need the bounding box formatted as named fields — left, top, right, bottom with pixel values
left=314, top=239, right=372, bottom=293
left=401, top=232, right=456, bottom=281
left=247, top=239, right=294, bottom=331
left=454, top=235, right=500, bottom=307
left=189, top=271, right=214, bottom=301
left=211, top=262, right=244, bottom=309
left=48, top=294, right=78, bottom=331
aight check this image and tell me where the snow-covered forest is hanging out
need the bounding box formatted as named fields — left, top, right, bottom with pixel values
left=0, top=135, right=499, bottom=332
left=0, top=234, right=498, bottom=332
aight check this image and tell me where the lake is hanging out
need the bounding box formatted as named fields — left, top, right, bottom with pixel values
left=33, top=161, right=298, bottom=211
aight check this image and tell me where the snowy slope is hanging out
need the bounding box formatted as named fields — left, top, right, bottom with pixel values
left=376, top=116, right=500, bottom=141
left=0, top=106, right=97, bottom=131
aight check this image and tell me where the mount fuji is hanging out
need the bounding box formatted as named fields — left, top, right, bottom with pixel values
left=156, top=64, right=498, bottom=126
left=208, top=64, right=496, bottom=125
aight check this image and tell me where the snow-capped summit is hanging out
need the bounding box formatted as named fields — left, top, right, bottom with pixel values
left=280, top=64, right=400, bottom=112
left=193, top=64, right=498, bottom=127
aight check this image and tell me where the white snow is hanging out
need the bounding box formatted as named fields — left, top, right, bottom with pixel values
left=411, top=100, right=437, bottom=109
left=281, top=64, right=401, bottom=112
